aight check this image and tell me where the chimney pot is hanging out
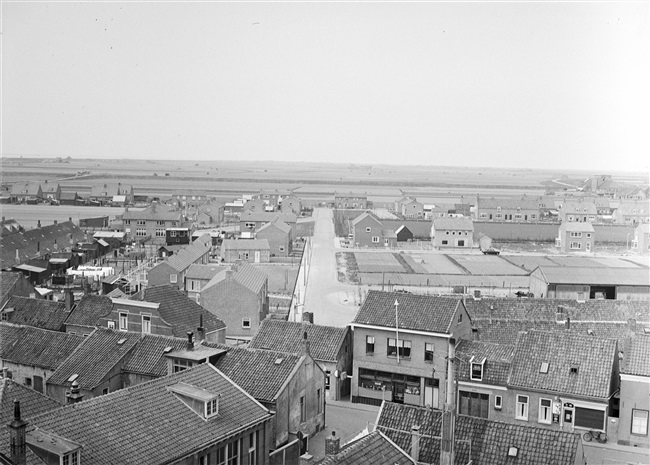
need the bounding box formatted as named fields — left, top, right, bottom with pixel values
left=565, top=317, right=571, bottom=330
left=325, top=431, right=340, bottom=456
left=187, top=331, right=194, bottom=349
left=37, top=220, right=41, bottom=228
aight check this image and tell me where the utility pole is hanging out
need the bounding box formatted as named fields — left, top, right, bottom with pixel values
left=440, top=338, right=456, bottom=465
left=394, top=299, right=400, bottom=364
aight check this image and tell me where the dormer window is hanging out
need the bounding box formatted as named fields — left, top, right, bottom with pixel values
left=470, top=357, right=485, bottom=381
left=62, top=450, right=80, bottom=465
left=168, top=383, right=220, bottom=420
left=540, top=362, right=549, bottom=374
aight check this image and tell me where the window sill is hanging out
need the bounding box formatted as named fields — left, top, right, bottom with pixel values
left=515, top=417, right=529, bottom=422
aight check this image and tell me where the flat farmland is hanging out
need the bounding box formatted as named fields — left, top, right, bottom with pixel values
left=412, top=253, right=467, bottom=274
left=0, top=203, right=125, bottom=229
left=5, top=157, right=645, bottom=206
left=449, top=255, right=529, bottom=275
left=354, top=253, right=405, bottom=273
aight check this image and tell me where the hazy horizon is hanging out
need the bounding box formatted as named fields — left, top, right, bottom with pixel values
left=2, top=2, right=648, bottom=172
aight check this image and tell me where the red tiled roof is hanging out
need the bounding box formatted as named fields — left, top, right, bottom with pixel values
left=28, top=364, right=272, bottom=464
left=353, top=291, right=462, bottom=334
left=249, top=320, right=348, bottom=362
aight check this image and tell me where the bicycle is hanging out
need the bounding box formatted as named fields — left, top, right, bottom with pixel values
left=582, top=430, right=608, bottom=443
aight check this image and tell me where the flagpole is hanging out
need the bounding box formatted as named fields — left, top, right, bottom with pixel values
left=395, top=299, right=400, bottom=364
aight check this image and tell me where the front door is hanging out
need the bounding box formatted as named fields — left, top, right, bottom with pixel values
left=586, top=242, right=591, bottom=252
left=254, top=251, right=260, bottom=263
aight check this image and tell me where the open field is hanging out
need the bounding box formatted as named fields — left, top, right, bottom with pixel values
left=0, top=203, right=125, bottom=229
left=3, top=157, right=647, bottom=206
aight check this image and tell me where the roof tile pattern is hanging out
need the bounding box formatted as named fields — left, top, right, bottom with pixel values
left=2, top=296, right=69, bottom=331
left=47, top=328, right=141, bottom=389
left=456, top=340, right=514, bottom=386
left=0, top=323, right=84, bottom=370
left=122, top=334, right=209, bottom=377
left=319, top=430, right=414, bottom=465
left=134, top=285, right=226, bottom=336
left=203, top=263, right=267, bottom=294
left=249, top=320, right=347, bottom=362
left=28, top=364, right=271, bottom=465
left=0, top=271, right=21, bottom=302
left=509, top=330, right=617, bottom=399
left=377, top=402, right=581, bottom=465
left=0, top=378, right=63, bottom=460
left=1, top=221, right=86, bottom=268
left=64, top=294, right=113, bottom=326
left=622, top=335, right=650, bottom=376
left=353, top=291, right=461, bottom=334
left=164, top=234, right=211, bottom=272
left=214, top=347, right=302, bottom=402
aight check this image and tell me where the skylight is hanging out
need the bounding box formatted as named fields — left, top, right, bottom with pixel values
left=539, top=362, right=549, bottom=374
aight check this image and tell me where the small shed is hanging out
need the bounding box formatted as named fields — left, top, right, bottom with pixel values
left=395, top=225, right=413, bottom=242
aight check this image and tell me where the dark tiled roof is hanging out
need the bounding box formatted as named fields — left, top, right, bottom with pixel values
left=122, top=204, right=180, bottom=221
left=257, top=219, right=292, bottom=234
left=90, top=183, right=132, bottom=197
left=471, top=319, right=644, bottom=346
left=0, top=271, right=21, bottom=302
left=1, top=220, right=86, bottom=269
left=353, top=291, right=462, bottom=334
left=122, top=335, right=224, bottom=378
left=249, top=320, right=348, bottom=362
left=509, top=330, right=617, bottom=399
left=64, top=294, right=113, bottom=326
left=203, top=263, right=267, bottom=294
left=164, top=234, right=211, bottom=271
left=0, top=378, right=63, bottom=460
left=534, top=266, right=649, bottom=286
left=47, top=328, right=141, bottom=390
left=2, top=296, right=69, bottom=331
left=28, top=364, right=271, bottom=465
left=319, top=430, right=414, bottom=465
left=0, top=323, right=84, bottom=370
left=622, top=335, right=650, bottom=376
left=135, top=285, right=226, bottom=336
left=456, top=340, right=514, bottom=386
left=377, top=402, right=581, bottom=465
left=465, top=297, right=650, bottom=323
left=214, top=347, right=302, bottom=402
left=351, top=212, right=381, bottom=227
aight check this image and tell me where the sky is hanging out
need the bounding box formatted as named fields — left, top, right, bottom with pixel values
left=1, top=1, right=648, bottom=172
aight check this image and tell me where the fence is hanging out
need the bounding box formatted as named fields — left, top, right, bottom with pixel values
left=269, top=438, right=302, bottom=465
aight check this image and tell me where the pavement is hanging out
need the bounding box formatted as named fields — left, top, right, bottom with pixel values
left=302, top=208, right=363, bottom=327
left=583, top=439, right=650, bottom=465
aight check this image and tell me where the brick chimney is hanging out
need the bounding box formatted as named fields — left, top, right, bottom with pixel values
left=37, top=220, right=41, bottom=228
left=565, top=317, right=571, bottom=330
left=65, top=289, right=74, bottom=312
left=301, top=331, right=310, bottom=356
left=66, top=380, right=84, bottom=404
left=411, top=425, right=421, bottom=462
left=187, top=331, right=195, bottom=350
left=8, top=400, right=28, bottom=465
left=197, top=315, right=205, bottom=342
left=325, top=431, right=340, bottom=456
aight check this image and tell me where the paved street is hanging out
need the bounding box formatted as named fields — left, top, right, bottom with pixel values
left=303, top=208, right=362, bottom=327
left=584, top=442, right=650, bottom=465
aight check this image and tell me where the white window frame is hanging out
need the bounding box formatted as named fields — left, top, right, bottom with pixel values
left=539, top=398, right=552, bottom=424
left=366, top=227, right=371, bottom=233
left=371, top=236, right=379, bottom=243
left=494, top=395, right=502, bottom=410
left=142, top=314, right=151, bottom=334
left=570, top=242, right=582, bottom=250
left=470, top=358, right=485, bottom=381
left=118, top=312, right=128, bottom=331
left=170, top=274, right=178, bottom=283
left=516, top=395, right=529, bottom=420
left=205, top=398, right=218, bottom=418
left=632, top=409, right=649, bottom=436
left=366, top=335, right=375, bottom=354
left=107, top=320, right=115, bottom=330
left=242, top=318, right=252, bottom=329
left=248, top=431, right=257, bottom=465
